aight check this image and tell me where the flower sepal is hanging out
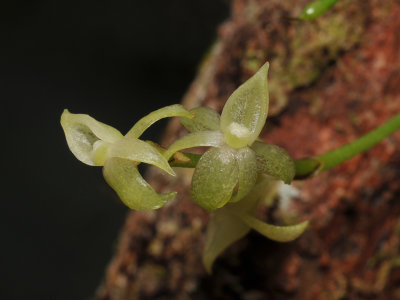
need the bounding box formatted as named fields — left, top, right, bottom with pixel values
left=251, top=141, right=295, bottom=184
left=202, top=175, right=308, bottom=273
left=61, top=105, right=193, bottom=210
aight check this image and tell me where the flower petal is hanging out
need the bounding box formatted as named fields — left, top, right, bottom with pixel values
left=163, top=130, right=224, bottom=160
left=103, top=157, right=176, bottom=210
left=191, top=146, right=239, bottom=211
left=237, top=213, right=309, bottom=242
left=180, top=107, right=220, bottom=132
left=126, top=104, right=193, bottom=139
left=202, top=175, right=276, bottom=272
left=230, top=147, right=258, bottom=203
left=251, top=141, right=295, bottom=184
left=203, top=209, right=250, bottom=273
left=60, top=109, right=123, bottom=166
left=109, top=136, right=175, bottom=175
left=220, top=62, right=269, bottom=148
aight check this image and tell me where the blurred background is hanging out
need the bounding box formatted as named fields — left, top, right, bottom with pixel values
left=1, top=1, right=229, bottom=299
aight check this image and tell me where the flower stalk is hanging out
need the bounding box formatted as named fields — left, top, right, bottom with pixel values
left=294, top=113, right=400, bottom=178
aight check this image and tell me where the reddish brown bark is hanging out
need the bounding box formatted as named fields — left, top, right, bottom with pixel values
left=94, top=1, right=400, bottom=299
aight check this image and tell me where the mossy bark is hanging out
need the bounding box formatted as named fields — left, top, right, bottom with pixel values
left=94, top=0, right=400, bottom=299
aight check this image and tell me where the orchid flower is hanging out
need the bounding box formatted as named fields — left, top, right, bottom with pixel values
left=60, top=105, right=193, bottom=210
left=60, top=62, right=309, bottom=273
left=163, top=63, right=308, bottom=271
left=164, top=63, right=295, bottom=210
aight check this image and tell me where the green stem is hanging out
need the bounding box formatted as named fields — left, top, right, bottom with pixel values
left=294, top=113, right=400, bottom=178
left=170, top=114, right=400, bottom=180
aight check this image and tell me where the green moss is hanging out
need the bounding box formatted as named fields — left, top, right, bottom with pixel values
left=268, top=0, right=366, bottom=114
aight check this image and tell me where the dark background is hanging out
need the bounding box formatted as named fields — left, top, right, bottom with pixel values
left=1, top=1, right=228, bottom=299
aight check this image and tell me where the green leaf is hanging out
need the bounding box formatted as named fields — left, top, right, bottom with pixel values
left=60, top=109, right=123, bottom=166
left=251, top=141, right=295, bottom=184
left=230, top=147, right=258, bottom=203
left=237, top=213, right=309, bottom=242
left=103, top=157, right=176, bottom=210
left=163, top=130, right=224, bottom=160
left=191, top=146, right=238, bottom=211
left=180, top=106, right=220, bottom=132
left=203, top=209, right=250, bottom=273
left=220, top=62, right=269, bottom=148
left=126, top=104, right=193, bottom=139
left=109, top=136, right=175, bottom=175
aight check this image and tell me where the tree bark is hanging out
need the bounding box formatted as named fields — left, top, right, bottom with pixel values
left=94, top=0, right=400, bottom=299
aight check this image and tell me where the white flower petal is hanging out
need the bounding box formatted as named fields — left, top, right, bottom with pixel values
left=60, top=110, right=123, bottom=166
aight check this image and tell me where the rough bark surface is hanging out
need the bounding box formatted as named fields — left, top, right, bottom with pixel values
left=94, top=0, right=400, bottom=299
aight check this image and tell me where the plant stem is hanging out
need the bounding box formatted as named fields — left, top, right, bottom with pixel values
left=170, top=113, right=400, bottom=180
left=295, top=113, right=400, bottom=178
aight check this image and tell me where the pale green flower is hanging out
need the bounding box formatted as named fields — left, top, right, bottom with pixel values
left=164, top=63, right=295, bottom=210
left=60, top=62, right=309, bottom=273
left=163, top=63, right=308, bottom=271
left=60, top=105, right=192, bottom=210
